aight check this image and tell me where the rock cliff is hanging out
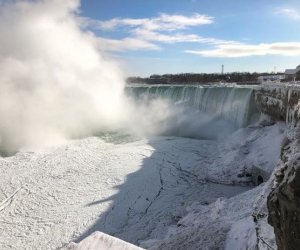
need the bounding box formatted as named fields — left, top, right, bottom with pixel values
left=254, top=85, right=300, bottom=250
left=267, top=127, right=300, bottom=250
left=254, top=85, right=300, bottom=124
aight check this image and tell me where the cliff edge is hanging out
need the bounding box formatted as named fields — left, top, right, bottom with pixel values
left=254, top=85, right=300, bottom=250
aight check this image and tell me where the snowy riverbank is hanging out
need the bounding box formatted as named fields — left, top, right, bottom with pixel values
left=0, top=122, right=284, bottom=249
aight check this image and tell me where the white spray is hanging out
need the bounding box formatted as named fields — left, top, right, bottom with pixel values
left=0, top=0, right=238, bottom=155
left=0, top=0, right=132, bottom=154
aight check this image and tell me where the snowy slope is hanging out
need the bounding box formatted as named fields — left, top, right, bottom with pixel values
left=141, top=122, right=284, bottom=249
left=194, top=121, right=285, bottom=184
left=145, top=187, right=262, bottom=250
left=0, top=136, right=247, bottom=249
left=0, top=122, right=284, bottom=249
left=68, top=231, right=143, bottom=250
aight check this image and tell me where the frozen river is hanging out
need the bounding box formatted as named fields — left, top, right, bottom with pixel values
left=0, top=121, right=284, bottom=249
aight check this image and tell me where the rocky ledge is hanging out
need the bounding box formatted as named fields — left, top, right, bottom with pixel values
left=254, top=85, right=300, bottom=124
left=254, top=85, right=300, bottom=250
left=267, top=128, right=300, bottom=250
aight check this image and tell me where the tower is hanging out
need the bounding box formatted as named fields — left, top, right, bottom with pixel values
left=221, top=64, right=224, bottom=75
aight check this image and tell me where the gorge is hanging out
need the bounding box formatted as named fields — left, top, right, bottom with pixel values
left=1, top=84, right=299, bottom=250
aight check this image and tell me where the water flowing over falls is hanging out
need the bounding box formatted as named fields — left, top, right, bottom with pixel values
left=127, top=85, right=259, bottom=131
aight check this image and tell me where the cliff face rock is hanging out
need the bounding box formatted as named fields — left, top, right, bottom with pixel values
left=254, top=86, right=300, bottom=250
left=254, top=86, right=300, bottom=124
left=267, top=130, right=300, bottom=250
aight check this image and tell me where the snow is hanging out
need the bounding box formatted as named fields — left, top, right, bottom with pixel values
left=252, top=174, right=278, bottom=250
left=192, top=121, right=285, bottom=184
left=68, top=231, right=143, bottom=250
left=225, top=217, right=257, bottom=250
left=0, top=121, right=284, bottom=249
left=145, top=187, right=263, bottom=250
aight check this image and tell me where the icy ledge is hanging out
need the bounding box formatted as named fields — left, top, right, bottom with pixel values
left=68, top=231, right=143, bottom=250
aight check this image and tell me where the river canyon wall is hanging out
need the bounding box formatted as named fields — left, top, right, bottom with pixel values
left=254, top=85, right=300, bottom=250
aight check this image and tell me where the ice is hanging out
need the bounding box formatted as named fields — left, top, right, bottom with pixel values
left=68, top=231, right=143, bottom=250
left=0, top=122, right=284, bottom=249
left=225, top=217, right=257, bottom=250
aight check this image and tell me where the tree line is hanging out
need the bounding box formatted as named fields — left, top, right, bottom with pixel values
left=126, top=72, right=283, bottom=85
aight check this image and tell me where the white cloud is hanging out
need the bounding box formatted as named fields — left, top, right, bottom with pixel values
left=185, top=42, right=300, bottom=57
left=78, top=13, right=235, bottom=51
left=96, top=37, right=160, bottom=51
left=92, top=28, right=237, bottom=52
left=81, top=17, right=147, bottom=31
left=133, top=28, right=238, bottom=45
left=275, top=8, right=300, bottom=20
left=89, top=13, right=214, bottom=31
left=81, top=12, right=300, bottom=55
left=155, top=13, right=214, bottom=30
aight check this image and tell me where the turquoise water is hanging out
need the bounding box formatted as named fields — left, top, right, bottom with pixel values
left=126, top=85, right=258, bottom=128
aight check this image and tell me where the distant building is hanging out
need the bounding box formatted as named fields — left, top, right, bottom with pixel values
left=257, top=75, right=285, bottom=84
left=285, top=65, right=300, bottom=81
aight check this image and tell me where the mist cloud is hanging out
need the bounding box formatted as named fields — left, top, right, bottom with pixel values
left=0, top=0, right=235, bottom=155
left=0, top=0, right=129, bottom=154
left=0, top=0, right=192, bottom=155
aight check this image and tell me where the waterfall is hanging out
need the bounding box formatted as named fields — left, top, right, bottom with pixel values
left=127, top=85, right=258, bottom=128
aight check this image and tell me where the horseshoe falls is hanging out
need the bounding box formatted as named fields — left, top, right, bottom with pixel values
left=127, top=85, right=259, bottom=132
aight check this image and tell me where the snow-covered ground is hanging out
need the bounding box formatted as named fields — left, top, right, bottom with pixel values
left=68, top=232, right=143, bottom=250
left=0, top=122, right=285, bottom=250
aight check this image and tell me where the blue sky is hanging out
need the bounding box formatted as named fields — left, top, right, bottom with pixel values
left=80, top=0, right=300, bottom=76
